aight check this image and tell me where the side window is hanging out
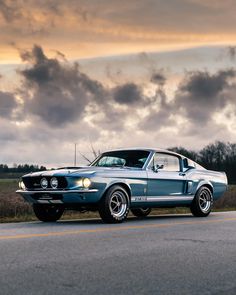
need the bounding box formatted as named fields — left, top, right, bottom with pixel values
left=153, top=153, right=180, bottom=172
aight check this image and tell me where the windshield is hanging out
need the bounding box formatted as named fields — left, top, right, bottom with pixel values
left=91, top=150, right=150, bottom=168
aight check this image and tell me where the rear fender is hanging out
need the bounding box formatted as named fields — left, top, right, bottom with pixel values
left=196, top=181, right=213, bottom=194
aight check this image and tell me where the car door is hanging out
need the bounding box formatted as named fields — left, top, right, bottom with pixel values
left=147, top=152, right=186, bottom=201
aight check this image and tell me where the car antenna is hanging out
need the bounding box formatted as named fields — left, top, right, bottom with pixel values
left=74, top=143, right=77, bottom=167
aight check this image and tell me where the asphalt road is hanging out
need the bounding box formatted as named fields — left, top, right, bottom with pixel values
left=0, top=212, right=236, bottom=295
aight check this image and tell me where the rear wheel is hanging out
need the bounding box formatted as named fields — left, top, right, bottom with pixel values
left=131, top=208, right=152, bottom=218
left=33, top=204, right=64, bottom=222
left=190, top=186, right=213, bottom=217
left=99, top=185, right=130, bottom=223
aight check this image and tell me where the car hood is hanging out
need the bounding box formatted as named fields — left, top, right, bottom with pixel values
left=23, top=166, right=139, bottom=178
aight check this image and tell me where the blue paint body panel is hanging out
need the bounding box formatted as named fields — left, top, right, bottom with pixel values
left=17, top=148, right=228, bottom=209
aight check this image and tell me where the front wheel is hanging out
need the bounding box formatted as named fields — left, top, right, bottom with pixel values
left=98, top=185, right=130, bottom=223
left=131, top=208, right=152, bottom=218
left=190, top=186, right=213, bottom=217
left=33, top=204, right=64, bottom=222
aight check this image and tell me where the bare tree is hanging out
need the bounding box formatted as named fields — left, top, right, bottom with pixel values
left=79, top=143, right=101, bottom=164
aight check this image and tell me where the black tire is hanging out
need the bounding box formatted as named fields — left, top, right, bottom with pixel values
left=98, top=185, right=130, bottom=223
left=131, top=208, right=152, bottom=218
left=33, top=204, right=64, bottom=222
left=190, top=186, right=213, bottom=217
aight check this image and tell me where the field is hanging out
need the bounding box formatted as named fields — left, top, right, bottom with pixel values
left=0, top=178, right=235, bottom=223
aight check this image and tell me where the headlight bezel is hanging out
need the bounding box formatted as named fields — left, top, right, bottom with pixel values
left=40, top=177, right=48, bottom=189
left=82, top=177, right=91, bottom=188
left=50, top=177, right=59, bottom=189
left=75, top=177, right=92, bottom=189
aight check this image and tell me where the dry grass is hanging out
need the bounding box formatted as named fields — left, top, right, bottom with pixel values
left=0, top=179, right=235, bottom=223
left=214, top=185, right=236, bottom=209
left=0, top=179, right=34, bottom=222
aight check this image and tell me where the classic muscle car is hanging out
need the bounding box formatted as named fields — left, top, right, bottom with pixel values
left=16, top=148, right=228, bottom=223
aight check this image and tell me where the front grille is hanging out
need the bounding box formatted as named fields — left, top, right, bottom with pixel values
left=22, top=176, right=68, bottom=190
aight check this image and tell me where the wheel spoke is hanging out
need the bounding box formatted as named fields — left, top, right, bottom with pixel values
left=111, top=203, right=118, bottom=209
left=109, top=191, right=128, bottom=218
left=113, top=205, right=118, bottom=212
left=198, top=189, right=212, bottom=213
left=114, top=196, right=119, bottom=203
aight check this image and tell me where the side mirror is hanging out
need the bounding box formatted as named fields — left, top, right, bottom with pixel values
left=187, top=165, right=195, bottom=170
left=153, top=164, right=164, bottom=172
left=183, top=158, right=195, bottom=171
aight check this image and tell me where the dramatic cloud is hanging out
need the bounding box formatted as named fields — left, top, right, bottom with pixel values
left=151, top=73, right=166, bottom=86
left=141, top=94, right=174, bottom=130
left=0, top=0, right=21, bottom=22
left=179, top=70, right=235, bottom=98
left=140, top=68, right=236, bottom=137
left=227, top=46, right=236, bottom=61
left=20, top=45, right=106, bottom=127
left=0, top=91, right=17, bottom=119
left=1, top=44, right=236, bottom=165
left=175, top=69, right=236, bottom=125
left=18, top=45, right=152, bottom=131
left=18, top=46, right=236, bottom=136
left=113, top=83, right=142, bottom=105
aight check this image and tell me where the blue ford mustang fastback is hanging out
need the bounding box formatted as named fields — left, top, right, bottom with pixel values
left=16, top=148, right=228, bottom=223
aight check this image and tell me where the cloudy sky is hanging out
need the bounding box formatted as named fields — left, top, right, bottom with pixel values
left=0, top=0, right=236, bottom=167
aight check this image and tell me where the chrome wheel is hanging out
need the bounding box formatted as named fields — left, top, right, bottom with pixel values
left=199, top=189, right=212, bottom=213
left=99, top=185, right=130, bottom=223
left=109, top=191, right=128, bottom=218
left=190, top=186, right=213, bottom=217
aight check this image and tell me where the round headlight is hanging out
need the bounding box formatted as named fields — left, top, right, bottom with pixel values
left=50, top=177, right=58, bottom=189
left=40, top=178, right=48, bottom=189
left=83, top=178, right=91, bottom=188
left=19, top=180, right=26, bottom=190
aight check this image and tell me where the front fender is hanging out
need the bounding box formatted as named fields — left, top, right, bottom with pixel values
left=103, top=180, right=132, bottom=197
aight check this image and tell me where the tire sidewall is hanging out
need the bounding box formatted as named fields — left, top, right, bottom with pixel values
left=191, top=186, right=213, bottom=217
left=33, top=204, right=64, bottom=222
left=131, top=207, right=152, bottom=217
left=99, top=185, right=130, bottom=223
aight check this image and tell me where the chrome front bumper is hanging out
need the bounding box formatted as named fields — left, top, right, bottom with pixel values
left=16, top=189, right=100, bottom=204
left=16, top=189, right=98, bottom=194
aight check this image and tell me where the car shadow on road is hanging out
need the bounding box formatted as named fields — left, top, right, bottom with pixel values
left=50, top=213, right=195, bottom=226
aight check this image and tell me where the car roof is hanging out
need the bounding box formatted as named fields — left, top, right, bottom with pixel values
left=102, top=147, right=184, bottom=158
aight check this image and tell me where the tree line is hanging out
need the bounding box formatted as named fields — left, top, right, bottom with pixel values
left=169, top=141, right=236, bottom=184
left=0, top=164, right=46, bottom=173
